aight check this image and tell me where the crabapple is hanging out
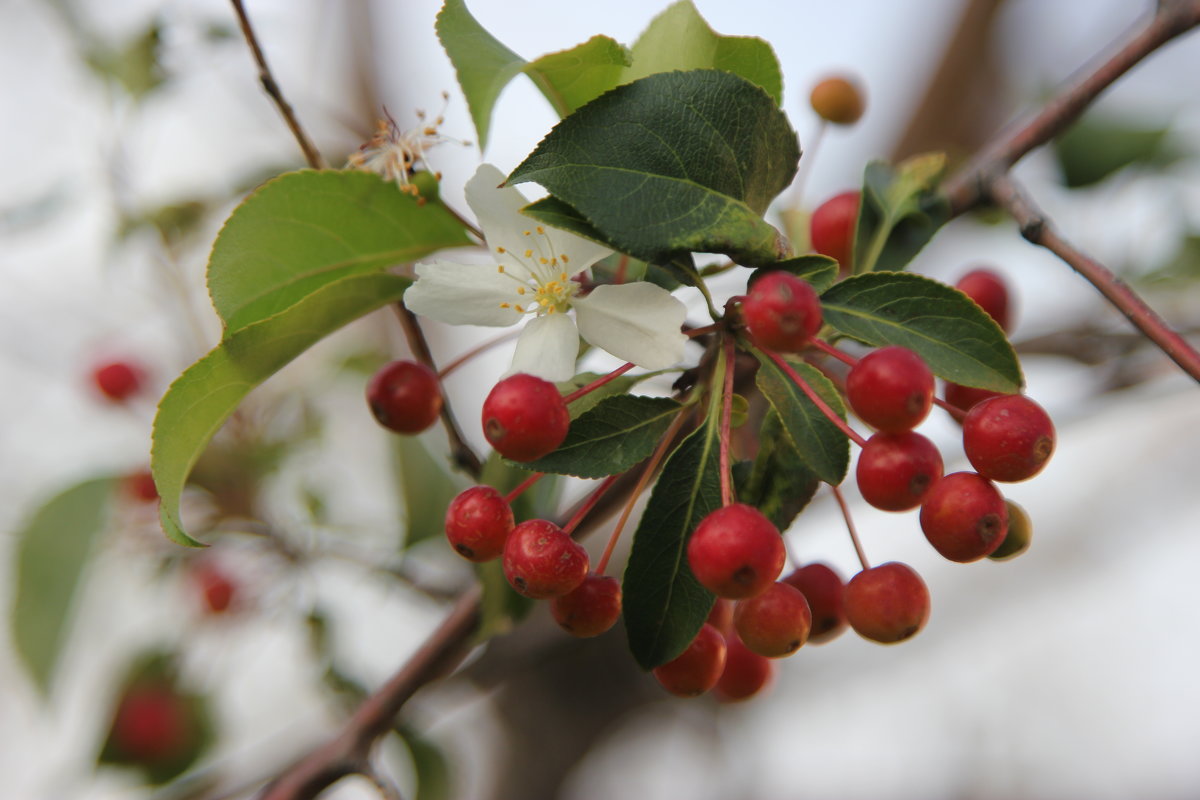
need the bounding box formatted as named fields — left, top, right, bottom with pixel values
left=502, top=519, right=589, bottom=599
left=810, top=75, right=865, bottom=125
left=482, top=373, right=570, bottom=461
left=919, top=471, right=1009, bottom=562
left=810, top=190, right=860, bottom=272
left=944, top=382, right=1003, bottom=415
left=846, top=346, right=934, bottom=432
left=844, top=562, right=930, bottom=644
left=956, top=268, right=1012, bottom=333
left=962, top=394, right=1055, bottom=482
left=652, top=623, right=727, bottom=697
left=715, top=634, right=775, bottom=702
left=687, top=504, right=786, bottom=599
left=782, top=562, right=847, bottom=644
left=444, top=485, right=514, bottom=562
left=856, top=431, right=944, bottom=511
left=106, top=682, right=197, bottom=766
left=551, top=573, right=622, bottom=637
left=742, top=271, right=823, bottom=352
left=366, top=360, right=442, bottom=434
left=191, top=561, right=236, bottom=615
left=93, top=360, right=145, bottom=403
left=733, top=581, right=812, bottom=658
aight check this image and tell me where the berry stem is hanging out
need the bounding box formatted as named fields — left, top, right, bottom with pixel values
left=438, top=329, right=522, bottom=379
left=595, top=408, right=691, bottom=575
left=810, top=337, right=857, bottom=367
left=686, top=322, right=722, bottom=339
left=718, top=336, right=737, bottom=508
left=561, top=474, right=621, bottom=536
left=562, top=362, right=636, bottom=405
left=831, top=484, right=870, bottom=571
left=503, top=472, right=544, bottom=505
left=789, top=118, right=826, bottom=206
left=757, top=345, right=868, bottom=448
left=933, top=395, right=968, bottom=423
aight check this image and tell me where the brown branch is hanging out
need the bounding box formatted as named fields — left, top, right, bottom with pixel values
left=230, top=0, right=328, bottom=170
left=988, top=174, right=1200, bottom=382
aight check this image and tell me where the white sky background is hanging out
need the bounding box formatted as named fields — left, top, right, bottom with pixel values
left=1, top=0, right=1199, bottom=798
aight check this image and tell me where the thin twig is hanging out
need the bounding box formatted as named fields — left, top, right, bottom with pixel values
left=230, top=0, right=328, bottom=169
left=831, top=484, right=870, bottom=572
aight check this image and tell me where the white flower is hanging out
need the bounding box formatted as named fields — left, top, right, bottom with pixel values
left=403, top=164, right=688, bottom=382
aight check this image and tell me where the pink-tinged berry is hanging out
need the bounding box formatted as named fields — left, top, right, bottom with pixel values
left=652, top=623, right=727, bottom=697
left=733, top=581, right=812, bottom=658
left=856, top=431, right=944, bottom=511
left=844, top=562, right=930, bottom=644
left=956, top=268, right=1012, bottom=333
left=93, top=360, right=145, bottom=403
left=742, top=271, right=823, bottom=352
left=810, top=191, right=860, bottom=273
left=366, top=360, right=443, bottom=434
left=846, top=346, right=934, bottom=432
left=715, top=634, right=775, bottom=702
left=782, top=562, right=847, bottom=644
left=810, top=76, right=865, bottom=125
left=481, top=374, right=570, bottom=461
left=444, top=485, right=514, bottom=562
left=550, top=573, right=622, bottom=637
left=687, top=504, right=786, bottom=600
left=919, top=471, right=1008, bottom=562
left=502, top=519, right=589, bottom=599
left=962, top=394, right=1055, bottom=482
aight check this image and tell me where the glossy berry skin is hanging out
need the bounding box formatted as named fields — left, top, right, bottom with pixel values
left=706, top=598, right=734, bottom=635
left=481, top=373, right=570, bottom=461
left=810, top=76, right=865, bottom=125
left=844, top=562, right=930, bottom=644
left=846, top=346, right=934, bottom=432
left=856, top=431, right=944, bottom=511
left=192, top=561, right=236, bottom=614
left=919, top=471, right=1009, bottom=562
left=93, top=360, right=144, bottom=403
left=963, top=394, right=1055, bottom=482
left=989, top=500, right=1033, bottom=561
left=733, top=582, right=812, bottom=658
left=444, top=486, right=514, bottom=562
left=742, top=271, right=823, bottom=352
left=107, top=682, right=196, bottom=765
left=782, top=562, right=847, bottom=644
left=551, top=573, right=622, bottom=637
left=652, top=623, right=727, bottom=697
left=810, top=191, right=860, bottom=272
left=366, top=360, right=442, bottom=434
left=687, top=504, right=786, bottom=599
left=715, top=635, right=775, bottom=702
left=502, top=519, right=589, bottom=599
left=944, top=382, right=1003, bottom=415
left=956, top=268, right=1012, bottom=333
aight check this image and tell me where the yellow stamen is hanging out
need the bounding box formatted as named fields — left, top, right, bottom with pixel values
left=517, top=287, right=526, bottom=295
left=524, top=249, right=533, bottom=258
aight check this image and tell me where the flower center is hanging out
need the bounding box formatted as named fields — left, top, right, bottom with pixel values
left=495, top=227, right=578, bottom=316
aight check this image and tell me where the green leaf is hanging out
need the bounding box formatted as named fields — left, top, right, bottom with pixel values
left=474, top=559, right=532, bottom=642
left=84, top=20, right=166, bottom=100
left=751, top=353, right=849, bottom=486
left=519, top=395, right=683, bottom=478
left=508, top=69, right=798, bottom=266
left=623, top=421, right=721, bottom=670
left=392, top=434, right=465, bottom=549
left=398, top=725, right=453, bottom=800
left=153, top=273, right=411, bottom=547
left=525, top=35, right=632, bottom=117
left=1054, top=116, right=1179, bottom=189
left=208, top=170, right=470, bottom=334
left=12, top=477, right=116, bottom=695
left=737, top=412, right=820, bottom=530
left=625, top=0, right=783, bottom=104
left=556, top=371, right=647, bottom=419
left=750, top=255, right=839, bottom=294
left=855, top=154, right=949, bottom=273
left=820, top=271, right=1023, bottom=391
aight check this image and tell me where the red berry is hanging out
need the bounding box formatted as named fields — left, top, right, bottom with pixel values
left=192, top=561, right=236, bottom=614
left=93, top=360, right=145, bottom=403
left=706, top=598, right=734, bottom=635
left=844, top=562, right=930, bottom=644
left=715, top=634, right=775, bottom=702
left=989, top=500, right=1033, bottom=561
left=124, top=470, right=159, bottom=503
left=733, top=581, right=812, bottom=658
left=944, top=382, right=1003, bottom=415
left=855, top=431, right=944, bottom=511
left=482, top=373, right=570, bottom=461
left=919, top=471, right=1009, bottom=562
left=846, top=346, right=934, bottom=432
left=810, top=190, right=860, bottom=273
left=652, top=623, right=727, bottom=697
left=962, top=394, right=1055, bottom=482
left=366, top=360, right=443, bottom=434
left=956, top=268, right=1012, bottom=333
left=502, top=519, right=589, bottom=599
left=686, top=504, right=786, bottom=599
left=742, top=271, right=823, bottom=352
left=810, top=76, right=865, bottom=125
left=444, top=485, right=514, bottom=562
left=782, top=562, right=847, bottom=644
left=109, top=682, right=195, bottom=764
left=550, top=573, right=622, bottom=637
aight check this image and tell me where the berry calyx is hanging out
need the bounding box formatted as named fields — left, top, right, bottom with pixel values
left=919, top=471, right=1009, bottom=562
left=844, top=562, right=931, bottom=644
left=855, top=431, right=944, bottom=511
left=810, top=190, right=860, bottom=273
left=715, top=634, right=775, bottom=702
left=955, top=268, right=1012, bottom=333
left=93, top=360, right=145, bottom=403
left=444, top=485, right=514, bottom=562
left=366, top=360, right=443, bottom=434
left=502, top=519, right=589, bottom=599
left=962, top=394, right=1055, bottom=482
left=782, top=562, right=847, bottom=644
left=481, top=373, right=570, bottom=462
left=551, top=573, right=622, bottom=637
left=686, top=504, right=786, bottom=599
left=846, top=346, right=934, bottom=432
left=989, top=500, right=1033, bottom=561
left=733, top=581, right=812, bottom=658
left=742, top=271, right=823, bottom=352
left=652, top=623, right=727, bottom=697
left=809, top=75, right=865, bottom=125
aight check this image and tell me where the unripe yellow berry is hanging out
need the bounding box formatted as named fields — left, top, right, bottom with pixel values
left=809, top=76, right=865, bottom=125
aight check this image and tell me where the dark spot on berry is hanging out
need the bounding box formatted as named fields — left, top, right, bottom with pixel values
left=978, top=513, right=1005, bottom=544
left=732, top=565, right=756, bottom=586
left=454, top=544, right=475, bottom=558
left=484, top=418, right=506, bottom=442
left=513, top=576, right=527, bottom=591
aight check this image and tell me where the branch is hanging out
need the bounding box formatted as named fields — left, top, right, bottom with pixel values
left=988, top=174, right=1200, bottom=382
left=230, top=0, right=328, bottom=170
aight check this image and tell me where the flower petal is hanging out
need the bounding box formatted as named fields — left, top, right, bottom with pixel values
left=403, top=260, right=523, bottom=327
left=508, top=313, right=580, bottom=382
left=573, top=283, right=688, bottom=369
